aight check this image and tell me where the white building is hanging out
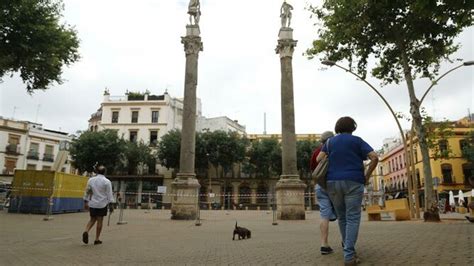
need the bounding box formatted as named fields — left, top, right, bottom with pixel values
left=87, top=89, right=246, bottom=208
left=0, top=117, right=74, bottom=184
left=197, top=116, right=246, bottom=135
left=89, top=90, right=202, bottom=145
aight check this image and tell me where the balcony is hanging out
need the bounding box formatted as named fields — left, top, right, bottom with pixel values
left=5, top=144, right=20, bottom=155
left=43, top=153, right=55, bottom=162
left=27, top=151, right=40, bottom=160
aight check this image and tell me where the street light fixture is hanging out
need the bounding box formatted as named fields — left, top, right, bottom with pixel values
left=321, top=59, right=473, bottom=218
left=321, top=60, right=336, bottom=66
left=321, top=59, right=418, bottom=217
left=463, top=60, right=474, bottom=66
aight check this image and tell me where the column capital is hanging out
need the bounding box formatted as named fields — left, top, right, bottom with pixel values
left=181, top=35, right=203, bottom=56
left=275, top=39, right=298, bottom=58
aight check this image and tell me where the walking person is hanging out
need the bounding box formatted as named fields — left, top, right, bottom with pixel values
left=82, top=165, right=115, bottom=245
left=317, top=117, right=378, bottom=265
left=310, top=131, right=337, bottom=255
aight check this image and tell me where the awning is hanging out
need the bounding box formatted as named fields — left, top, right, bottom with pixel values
left=454, top=190, right=473, bottom=198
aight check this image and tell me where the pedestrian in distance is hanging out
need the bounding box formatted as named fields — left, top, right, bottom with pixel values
left=310, top=130, right=337, bottom=255
left=317, top=117, right=379, bottom=266
left=82, top=165, right=115, bottom=245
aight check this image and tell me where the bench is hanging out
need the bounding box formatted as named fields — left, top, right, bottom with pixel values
left=367, top=199, right=411, bottom=221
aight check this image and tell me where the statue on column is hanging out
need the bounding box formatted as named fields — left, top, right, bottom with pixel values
left=188, top=0, right=201, bottom=26
left=280, top=1, right=293, bottom=28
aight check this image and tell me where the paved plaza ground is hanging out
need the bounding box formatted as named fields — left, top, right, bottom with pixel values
left=0, top=209, right=472, bottom=265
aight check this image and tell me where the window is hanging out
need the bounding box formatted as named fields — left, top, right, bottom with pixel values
left=395, top=158, right=398, bottom=171
left=460, top=140, right=468, bottom=156
left=416, top=169, right=421, bottom=187
left=42, top=165, right=51, bottom=171
left=399, top=155, right=403, bottom=169
left=441, top=164, right=453, bottom=184
left=112, top=111, right=119, bottom=123
left=28, top=143, right=40, bottom=160
left=6, top=134, right=20, bottom=154
left=388, top=161, right=391, bottom=173
left=130, top=131, right=138, bottom=142
left=438, top=140, right=448, bottom=153
left=462, top=163, right=473, bottom=185
left=4, top=158, right=17, bottom=174
left=43, top=145, right=54, bottom=162
left=151, top=111, right=159, bottom=123
left=150, top=131, right=158, bottom=146
left=8, top=134, right=20, bottom=145
left=131, top=111, right=139, bottom=123
left=27, top=164, right=36, bottom=170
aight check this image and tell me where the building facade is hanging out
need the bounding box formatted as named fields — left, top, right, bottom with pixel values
left=377, top=116, right=473, bottom=207
left=88, top=90, right=252, bottom=209
left=0, top=117, right=74, bottom=184
left=413, top=117, right=473, bottom=194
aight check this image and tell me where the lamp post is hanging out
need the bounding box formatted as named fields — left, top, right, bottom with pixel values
left=410, top=60, right=474, bottom=212
left=206, top=153, right=211, bottom=210
left=322, top=59, right=419, bottom=218
left=322, top=59, right=474, bottom=218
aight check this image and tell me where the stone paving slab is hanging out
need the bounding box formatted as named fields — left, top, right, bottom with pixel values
left=0, top=209, right=472, bottom=265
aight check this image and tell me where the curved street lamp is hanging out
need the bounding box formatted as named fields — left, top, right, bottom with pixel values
left=321, top=59, right=473, bottom=218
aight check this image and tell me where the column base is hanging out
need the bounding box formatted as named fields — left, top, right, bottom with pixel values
left=171, top=173, right=200, bottom=220
left=276, top=176, right=306, bottom=220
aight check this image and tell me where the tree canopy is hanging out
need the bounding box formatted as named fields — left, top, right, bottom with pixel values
left=296, top=139, right=320, bottom=178
left=247, top=138, right=282, bottom=178
left=119, top=141, right=157, bottom=175
left=307, top=0, right=473, bottom=214
left=307, top=0, right=473, bottom=83
left=70, top=130, right=124, bottom=174
left=156, top=129, right=181, bottom=170
left=0, top=0, right=80, bottom=93
left=462, top=130, right=474, bottom=164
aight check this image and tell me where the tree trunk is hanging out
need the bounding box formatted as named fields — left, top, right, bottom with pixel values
left=400, top=49, right=438, bottom=221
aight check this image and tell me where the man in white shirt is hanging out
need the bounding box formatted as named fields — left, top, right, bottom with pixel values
left=82, top=165, right=114, bottom=245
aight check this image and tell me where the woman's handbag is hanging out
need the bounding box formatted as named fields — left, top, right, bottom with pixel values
left=311, top=139, right=330, bottom=188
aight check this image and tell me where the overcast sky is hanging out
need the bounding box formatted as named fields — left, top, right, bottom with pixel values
left=1, top=0, right=473, bottom=149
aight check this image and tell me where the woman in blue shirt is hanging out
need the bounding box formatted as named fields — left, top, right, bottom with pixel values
left=317, top=117, right=379, bottom=265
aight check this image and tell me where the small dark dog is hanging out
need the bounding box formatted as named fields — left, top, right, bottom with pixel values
left=233, top=221, right=251, bottom=240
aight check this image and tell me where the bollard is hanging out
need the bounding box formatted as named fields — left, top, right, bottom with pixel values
left=195, top=189, right=201, bottom=226
left=272, top=199, right=278, bottom=225
left=43, top=197, right=54, bottom=221
left=117, top=200, right=128, bottom=225
left=145, top=194, right=152, bottom=214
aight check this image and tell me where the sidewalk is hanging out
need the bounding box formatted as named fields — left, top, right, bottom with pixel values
left=0, top=209, right=472, bottom=265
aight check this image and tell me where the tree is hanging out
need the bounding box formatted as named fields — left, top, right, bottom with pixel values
left=0, top=0, right=80, bottom=93
left=156, top=129, right=181, bottom=170
left=423, top=115, right=455, bottom=160
left=307, top=0, right=473, bottom=212
left=297, top=139, right=320, bottom=179
left=462, top=130, right=474, bottom=164
left=70, top=130, right=124, bottom=174
left=247, top=138, right=282, bottom=178
left=198, top=130, right=248, bottom=177
left=120, top=141, right=156, bottom=175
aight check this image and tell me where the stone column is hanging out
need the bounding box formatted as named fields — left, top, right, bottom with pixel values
left=137, top=180, right=143, bottom=208
left=275, top=26, right=306, bottom=220
left=251, top=187, right=257, bottom=205
left=232, top=182, right=240, bottom=208
left=171, top=24, right=203, bottom=220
